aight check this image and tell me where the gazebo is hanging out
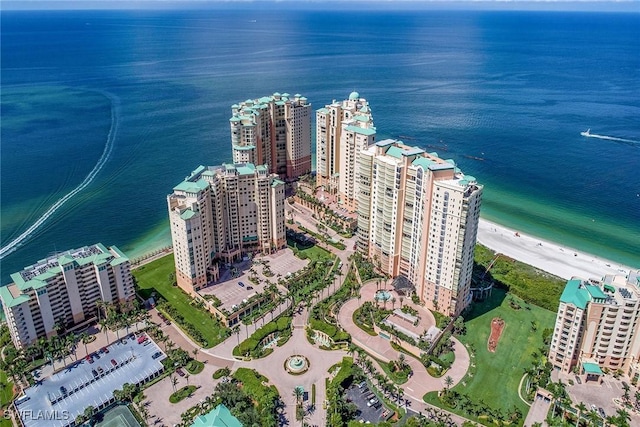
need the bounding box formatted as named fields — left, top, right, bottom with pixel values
left=391, top=275, right=415, bottom=295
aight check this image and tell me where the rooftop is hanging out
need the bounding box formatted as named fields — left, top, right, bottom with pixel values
left=191, top=404, right=243, bottom=427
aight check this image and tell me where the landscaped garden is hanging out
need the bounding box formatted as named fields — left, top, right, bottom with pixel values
left=424, top=288, right=555, bottom=425
left=233, top=316, right=292, bottom=358
left=170, top=385, right=197, bottom=403
left=133, top=254, right=229, bottom=348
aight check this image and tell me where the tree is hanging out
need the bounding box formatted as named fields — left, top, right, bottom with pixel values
left=84, top=405, right=95, bottom=423
left=575, top=402, right=587, bottom=427
left=80, top=332, right=91, bottom=357
left=444, top=375, right=453, bottom=390
left=192, top=347, right=199, bottom=361
left=171, top=374, right=178, bottom=392
left=615, top=409, right=631, bottom=427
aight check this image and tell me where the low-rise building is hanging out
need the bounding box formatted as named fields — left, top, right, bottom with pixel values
left=0, top=243, right=134, bottom=349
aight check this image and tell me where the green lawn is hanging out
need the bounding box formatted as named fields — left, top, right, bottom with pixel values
left=133, top=254, right=228, bottom=348
left=297, top=244, right=332, bottom=262
left=425, top=288, right=555, bottom=424
left=0, top=370, right=14, bottom=407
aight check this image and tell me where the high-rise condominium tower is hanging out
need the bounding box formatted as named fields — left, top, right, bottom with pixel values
left=357, top=140, right=483, bottom=316
left=316, top=92, right=375, bottom=212
left=230, top=93, right=311, bottom=180
left=548, top=271, right=640, bottom=383
left=168, top=164, right=286, bottom=294
left=0, top=244, right=134, bottom=349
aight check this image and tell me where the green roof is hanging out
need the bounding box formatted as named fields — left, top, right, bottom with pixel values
left=604, top=284, right=616, bottom=293
left=236, top=164, right=256, bottom=176
left=386, top=146, right=404, bottom=159
left=180, top=209, right=197, bottom=220
left=353, top=114, right=370, bottom=122
left=582, top=362, right=603, bottom=375
left=272, top=178, right=285, bottom=187
left=349, top=91, right=360, bottom=100
left=58, top=254, right=76, bottom=265
left=560, top=279, right=591, bottom=309
left=232, top=145, right=256, bottom=151
left=174, top=178, right=209, bottom=193
left=0, top=286, right=30, bottom=308
left=345, top=125, right=376, bottom=136
left=317, top=107, right=329, bottom=114
left=585, top=285, right=607, bottom=300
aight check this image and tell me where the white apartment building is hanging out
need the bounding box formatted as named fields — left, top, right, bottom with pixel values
left=549, top=271, right=640, bottom=383
left=357, top=139, right=482, bottom=316
left=0, top=244, right=134, bottom=349
left=230, top=93, right=311, bottom=180
left=168, top=163, right=286, bottom=294
left=316, top=92, right=375, bottom=212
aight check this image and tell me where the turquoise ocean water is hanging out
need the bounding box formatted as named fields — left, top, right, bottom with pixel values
left=1, top=9, right=639, bottom=282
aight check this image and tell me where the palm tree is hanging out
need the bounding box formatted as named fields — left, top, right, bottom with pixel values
left=293, top=387, right=304, bottom=407
left=444, top=375, right=454, bottom=390
left=192, top=347, right=199, bottom=361
left=575, top=402, right=587, bottom=427
left=80, top=332, right=91, bottom=357
left=170, top=374, right=178, bottom=392
left=615, top=409, right=631, bottom=427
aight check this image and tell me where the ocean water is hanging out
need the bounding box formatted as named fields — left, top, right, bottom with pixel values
left=1, top=9, right=639, bottom=282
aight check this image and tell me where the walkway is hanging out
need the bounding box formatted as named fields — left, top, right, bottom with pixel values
left=337, top=279, right=472, bottom=424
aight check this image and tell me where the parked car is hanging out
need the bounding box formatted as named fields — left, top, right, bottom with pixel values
left=60, top=386, right=67, bottom=395
left=152, top=351, right=162, bottom=359
left=598, top=407, right=606, bottom=418
left=357, top=381, right=366, bottom=389
left=97, top=366, right=104, bottom=374
left=92, top=369, right=98, bottom=377
left=238, top=282, right=245, bottom=287
left=367, top=398, right=379, bottom=407
left=177, top=368, right=185, bottom=377
left=111, top=359, right=117, bottom=366
left=247, top=286, right=253, bottom=290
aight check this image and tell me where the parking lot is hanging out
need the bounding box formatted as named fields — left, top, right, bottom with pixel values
left=345, top=382, right=392, bottom=424
left=199, top=248, right=309, bottom=312
left=16, top=334, right=165, bottom=427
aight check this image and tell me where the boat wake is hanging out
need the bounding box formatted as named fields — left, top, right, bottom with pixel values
left=0, top=91, right=120, bottom=260
left=581, top=129, right=639, bottom=146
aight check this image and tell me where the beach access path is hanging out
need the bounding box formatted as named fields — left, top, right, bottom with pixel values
left=477, top=218, right=636, bottom=280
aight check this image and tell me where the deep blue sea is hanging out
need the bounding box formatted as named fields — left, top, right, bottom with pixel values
left=1, top=9, right=639, bottom=282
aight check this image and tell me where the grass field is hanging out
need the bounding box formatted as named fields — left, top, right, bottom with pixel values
left=297, top=244, right=332, bottom=262
left=425, top=288, right=555, bottom=423
left=0, top=371, right=13, bottom=408
left=133, top=254, right=228, bottom=348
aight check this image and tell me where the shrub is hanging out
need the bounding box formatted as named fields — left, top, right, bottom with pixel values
left=169, top=385, right=196, bottom=404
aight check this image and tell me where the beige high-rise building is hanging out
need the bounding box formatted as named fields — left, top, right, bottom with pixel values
left=357, top=139, right=482, bottom=316
left=168, top=163, right=286, bottom=294
left=230, top=93, right=311, bottom=180
left=0, top=244, right=134, bottom=349
left=549, top=271, right=640, bottom=383
left=316, top=92, right=375, bottom=212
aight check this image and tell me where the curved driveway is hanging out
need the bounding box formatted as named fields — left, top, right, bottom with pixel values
left=337, top=279, right=470, bottom=400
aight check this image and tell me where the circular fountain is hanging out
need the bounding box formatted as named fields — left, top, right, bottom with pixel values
left=284, top=355, right=310, bottom=375
left=375, top=290, right=391, bottom=302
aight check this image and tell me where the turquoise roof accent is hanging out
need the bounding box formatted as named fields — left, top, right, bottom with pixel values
left=604, top=284, right=616, bottom=293
left=349, top=91, right=360, bottom=100
left=259, top=96, right=272, bottom=103
left=0, top=286, right=30, bottom=308
left=317, top=107, right=329, bottom=114
left=191, top=404, right=242, bottom=427
left=188, top=166, right=206, bottom=180
left=233, top=145, right=256, bottom=151
left=272, top=178, right=285, bottom=187
left=465, top=175, right=477, bottom=183
left=229, top=117, right=241, bottom=123
left=58, top=254, right=76, bottom=265
left=256, top=165, right=268, bottom=172
left=445, top=159, right=456, bottom=166
left=560, top=279, right=591, bottom=309
left=582, top=362, right=603, bottom=375
left=585, top=284, right=607, bottom=300
left=236, top=164, right=256, bottom=176
left=386, top=146, right=404, bottom=159
left=174, top=178, right=209, bottom=193
left=429, top=152, right=440, bottom=158
left=353, top=114, right=371, bottom=122
left=412, top=157, right=436, bottom=169
left=282, top=92, right=290, bottom=97
left=180, top=209, right=197, bottom=220
left=345, top=125, right=376, bottom=136
left=375, top=139, right=396, bottom=147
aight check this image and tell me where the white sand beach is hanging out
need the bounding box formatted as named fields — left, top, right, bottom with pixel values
left=477, top=218, right=637, bottom=281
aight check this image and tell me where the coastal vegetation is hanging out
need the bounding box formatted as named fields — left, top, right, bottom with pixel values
left=424, top=289, right=555, bottom=425
left=474, top=244, right=565, bottom=311
left=133, top=254, right=229, bottom=348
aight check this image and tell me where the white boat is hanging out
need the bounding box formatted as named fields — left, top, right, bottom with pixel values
left=581, top=129, right=591, bottom=137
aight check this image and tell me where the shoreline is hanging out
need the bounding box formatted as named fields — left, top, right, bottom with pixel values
left=124, top=218, right=637, bottom=283
left=477, top=218, right=637, bottom=280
